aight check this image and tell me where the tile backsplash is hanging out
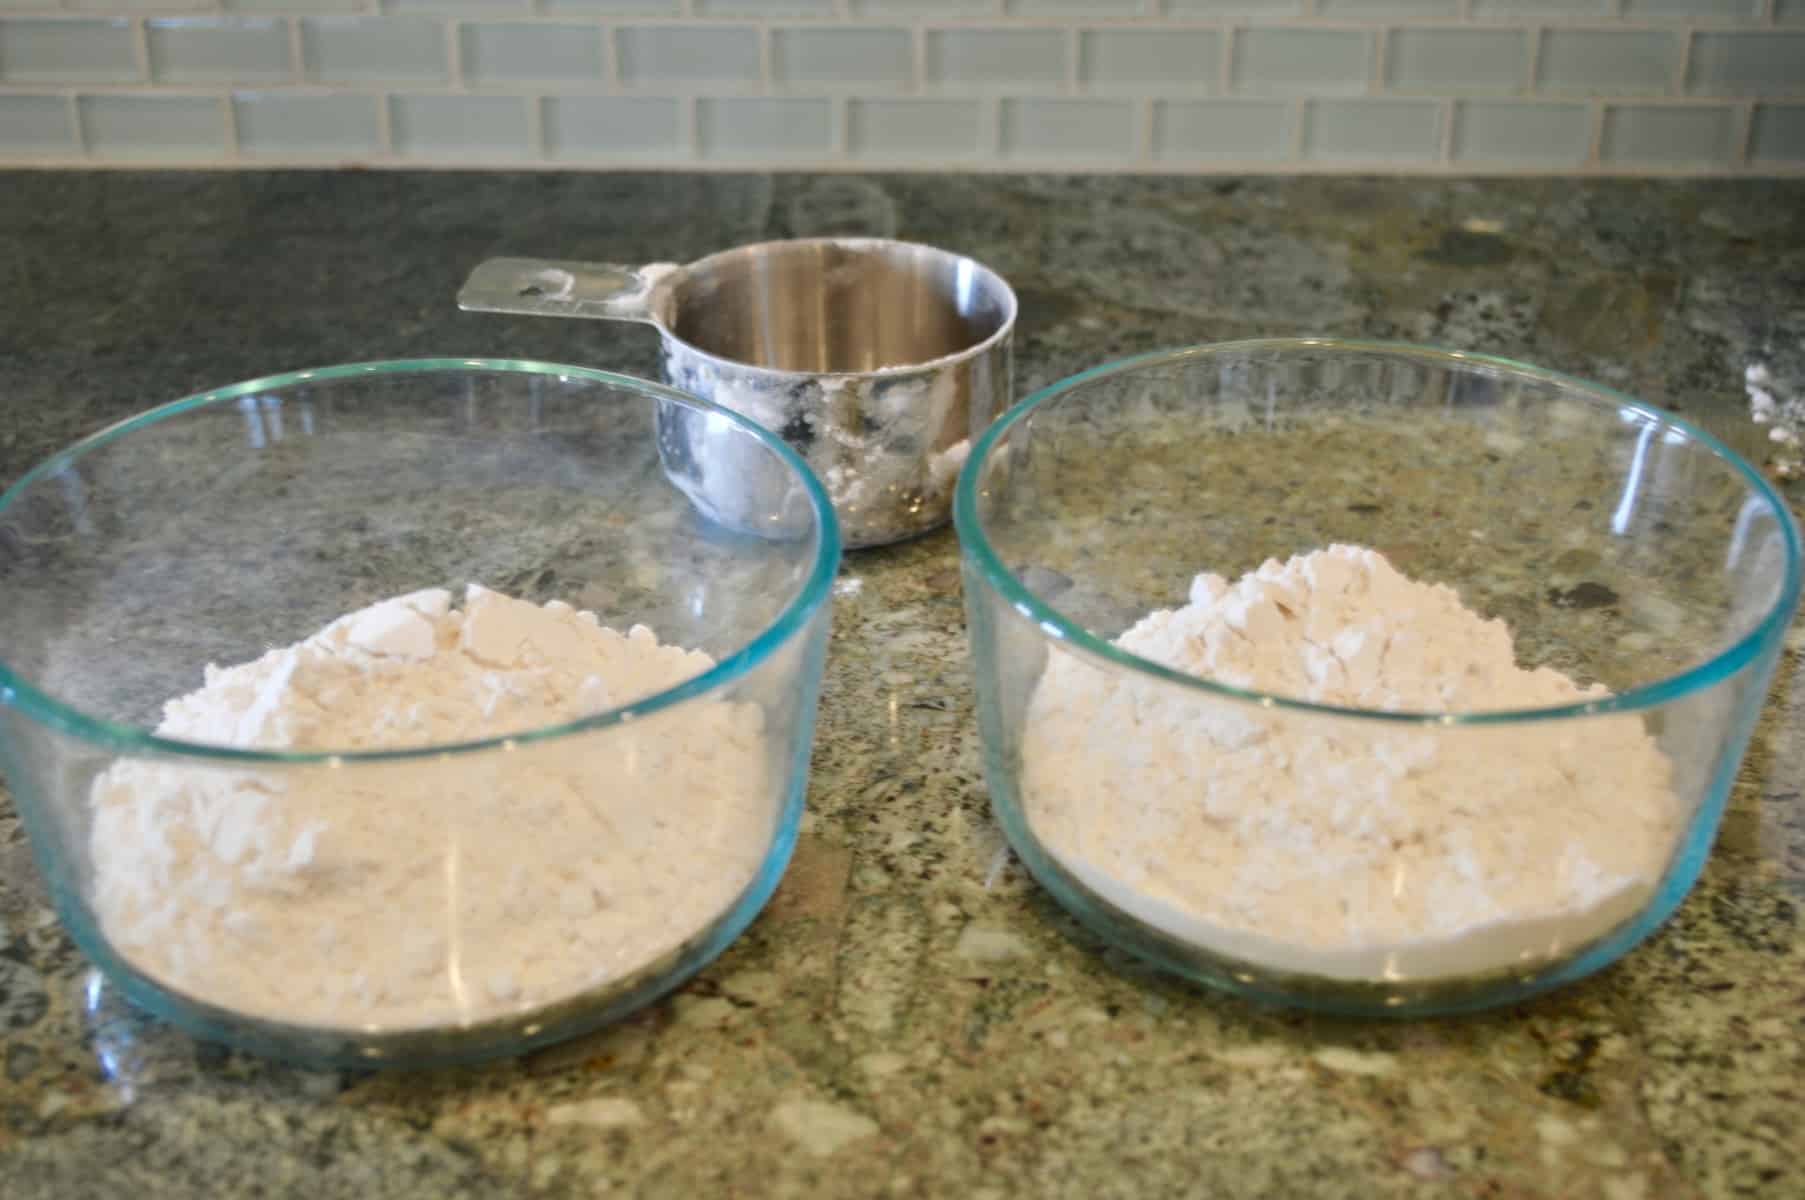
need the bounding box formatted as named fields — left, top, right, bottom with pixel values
left=0, top=0, right=1800, bottom=171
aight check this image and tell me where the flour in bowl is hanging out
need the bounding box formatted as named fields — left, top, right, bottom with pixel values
left=1020, top=545, right=1680, bottom=981
left=88, top=585, right=772, bottom=1030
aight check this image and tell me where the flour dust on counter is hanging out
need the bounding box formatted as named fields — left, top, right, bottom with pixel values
left=1021, top=545, right=1681, bottom=982
left=87, top=585, right=771, bottom=1030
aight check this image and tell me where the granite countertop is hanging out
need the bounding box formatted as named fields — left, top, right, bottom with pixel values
left=2, top=172, right=1803, bottom=1199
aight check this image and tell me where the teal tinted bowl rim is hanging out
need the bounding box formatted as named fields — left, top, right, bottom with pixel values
left=954, top=338, right=1804, bottom=725
left=0, top=358, right=843, bottom=763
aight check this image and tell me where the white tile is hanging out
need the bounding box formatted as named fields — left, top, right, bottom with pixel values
left=1080, top=29, right=1219, bottom=93
left=0, top=0, right=61, bottom=11
left=1451, top=98, right=1589, bottom=164
left=1471, top=0, right=1609, bottom=16
left=391, top=92, right=530, bottom=158
left=1749, top=103, right=1805, bottom=163
left=1318, top=0, right=1459, bottom=13
left=234, top=91, right=380, bottom=156
left=1600, top=103, right=1735, bottom=164
left=149, top=18, right=292, bottom=84
left=697, top=96, right=830, bottom=158
left=385, top=0, right=529, bottom=12
left=0, top=93, right=74, bottom=155
left=694, top=0, right=836, bottom=14
left=1780, top=0, right=1805, bottom=22
left=461, top=23, right=604, bottom=86
left=68, top=0, right=209, bottom=9
left=225, top=0, right=362, bottom=11
left=544, top=95, right=682, bottom=159
left=1008, top=0, right=1148, bottom=12
left=773, top=27, right=913, bottom=89
left=80, top=93, right=225, bottom=158
left=540, top=0, right=677, bottom=11
left=302, top=17, right=449, bottom=83
left=1000, top=97, right=1134, bottom=159
left=1232, top=28, right=1370, bottom=96
left=1303, top=97, right=1441, bottom=160
left=617, top=26, right=761, bottom=87
left=1686, top=33, right=1805, bottom=97
left=0, top=18, right=139, bottom=83
left=846, top=97, right=981, bottom=159
left=1387, top=28, right=1527, bottom=93
left=849, top=0, right=994, bottom=13
left=1168, top=0, right=1303, bottom=13
left=1153, top=98, right=1290, bottom=160
left=926, top=29, right=1066, bottom=89
left=1537, top=30, right=1680, bottom=94
left=1622, top=0, right=1762, bottom=18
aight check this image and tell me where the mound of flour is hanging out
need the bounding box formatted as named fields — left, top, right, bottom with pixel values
left=89, top=585, right=771, bottom=1030
left=1020, top=545, right=1679, bottom=981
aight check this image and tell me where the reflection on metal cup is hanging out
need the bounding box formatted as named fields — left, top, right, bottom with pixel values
left=459, top=238, right=1016, bottom=548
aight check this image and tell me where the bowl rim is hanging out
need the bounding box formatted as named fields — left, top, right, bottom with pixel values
left=659, top=237, right=1020, bottom=384
left=953, top=337, right=1804, bottom=726
left=0, top=357, right=842, bottom=763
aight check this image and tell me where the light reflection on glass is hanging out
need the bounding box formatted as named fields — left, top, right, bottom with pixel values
left=239, top=394, right=265, bottom=450
left=1612, top=421, right=1656, bottom=537
left=1725, top=495, right=1769, bottom=572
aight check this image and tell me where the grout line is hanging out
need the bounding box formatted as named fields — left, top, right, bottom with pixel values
left=1438, top=96, right=1454, bottom=164
left=830, top=94, right=847, bottom=156
left=1524, top=25, right=1542, bottom=94
left=1220, top=24, right=1236, bottom=95
left=600, top=23, right=619, bottom=91
left=984, top=93, right=1002, bottom=157
left=1585, top=97, right=1605, bottom=165
left=1675, top=27, right=1693, bottom=95
left=1066, top=26, right=1080, bottom=95
left=914, top=23, right=929, bottom=90
left=1733, top=98, right=1756, bottom=166
left=375, top=89, right=394, bottom=157
left=131, top=17, right=151, bottom=84
left=681, top=92, right=698, bottom=158
left=4, top=152, right=1804, bottom=177
left=526, top=91, right=544, bottom=158
left=447, top=19, right=465, bottom=91
left=67, top=90, right=87, bottom=156
left=757, top=23, right=773, bottom=95
left=1136, top=94, right=1153, bottom=161
left=220, top=86, right=239, bottom=158
left=288, top=16, right=305, bottom=84
left=1291, top=95, right=1306, bottom=158
left=1369, top=27, right=1385, bottom=96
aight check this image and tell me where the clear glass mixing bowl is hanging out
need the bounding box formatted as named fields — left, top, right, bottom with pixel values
left=955, top=340, right=1800, bottom=1016
left=0, top=360, right=838, bottom=1067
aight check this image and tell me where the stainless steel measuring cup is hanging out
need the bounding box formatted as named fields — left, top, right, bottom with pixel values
left=458, top=238, right=1016, bottom=549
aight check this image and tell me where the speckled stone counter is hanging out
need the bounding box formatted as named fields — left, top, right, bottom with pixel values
left=2, top=173, right=1803, bottom=1199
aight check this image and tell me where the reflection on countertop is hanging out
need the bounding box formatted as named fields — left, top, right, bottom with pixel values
left=2, top=170, right=1804, bottom=1198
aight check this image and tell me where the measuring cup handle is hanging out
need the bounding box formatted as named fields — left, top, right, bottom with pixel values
left=457, top=258, right=678, bottom=323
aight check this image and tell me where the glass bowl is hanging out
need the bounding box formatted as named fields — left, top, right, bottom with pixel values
left=0, top=359, right=838, bottom=1067
left=955, top=340, right=1800, bottom=1016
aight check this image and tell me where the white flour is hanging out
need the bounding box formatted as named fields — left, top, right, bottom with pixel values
left=88, top=585, right=771, bottom=1030
left=1021, top=545, right=1680, bottom=981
